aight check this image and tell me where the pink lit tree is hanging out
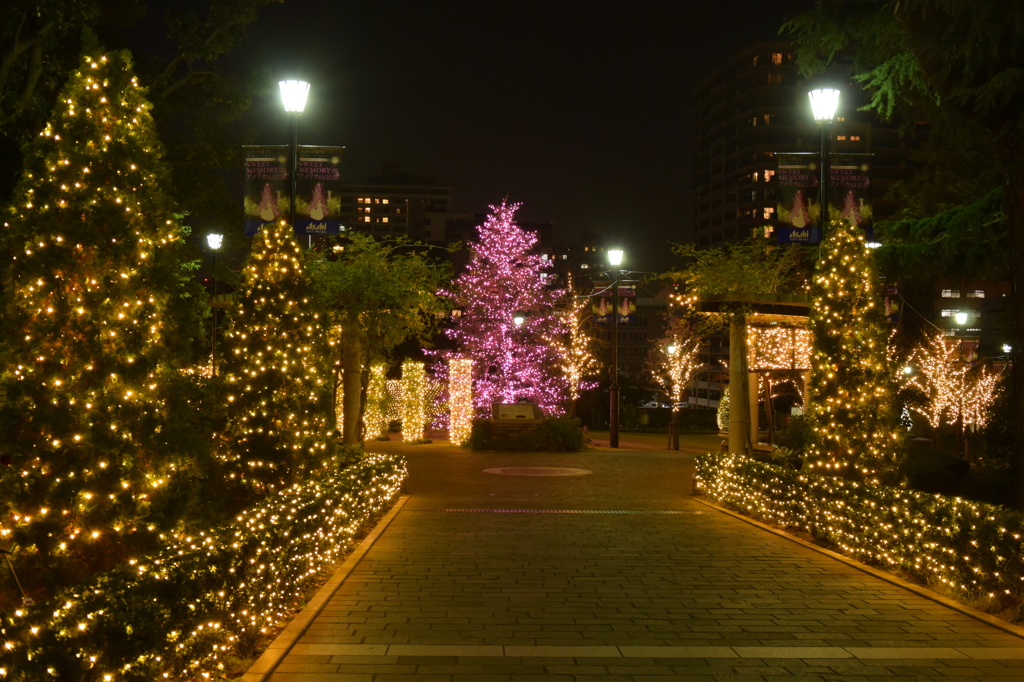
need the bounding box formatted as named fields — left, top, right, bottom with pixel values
left=446, top=201, right=568, bottom=415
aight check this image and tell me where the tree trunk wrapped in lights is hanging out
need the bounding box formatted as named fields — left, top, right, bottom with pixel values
left=400, top=360, right=427, bottom=441
left=364, top=363, right=390, bottom=440
left=805, top=220, right=903, bottom=481
left=222, top=220, right=332, bottom=490
left=0, top=52, right=206, bottom=598
left=448, top=358, right=474, bottom=445
left=445, top=201, right=568, bottom=414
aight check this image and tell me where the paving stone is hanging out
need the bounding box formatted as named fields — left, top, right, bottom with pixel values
left=259, top=446, right=1024, bottom=681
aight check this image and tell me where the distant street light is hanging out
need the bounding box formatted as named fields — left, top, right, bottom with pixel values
left=954, top=311, right=969, bottom=326
left=207, top=233, right=224, bottom=376
left=1003, top=344, right=1013, bottom=354
left=607, top=249, right=624, bottom=448
left=279, top=79, right=310, bottom=247
left=808, top=87, right=840, bottom=233
left=512, top=312, right=526, bottom=327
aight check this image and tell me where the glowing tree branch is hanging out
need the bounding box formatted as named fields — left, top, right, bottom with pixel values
left=905, top=333, right=1005, bottom=435
left=547, top=271, right=599, bottom=416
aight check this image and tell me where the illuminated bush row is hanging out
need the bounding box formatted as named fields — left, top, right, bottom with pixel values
left=695, top=453, right=1024, bottom=608
left=1, top=453, right=407, bottom=682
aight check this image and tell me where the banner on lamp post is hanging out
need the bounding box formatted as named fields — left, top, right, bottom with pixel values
left=828, top=154, right=872, bottom=228
left=592, top=285, right=636, bottom=323
left=295, top=146, right=345, bottom=236
left=775, top=153, right=819, bottom=231
left=243, top=145, right=289, bottom=236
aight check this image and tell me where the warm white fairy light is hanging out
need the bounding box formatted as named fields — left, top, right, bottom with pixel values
left=2, top=454, right=407, bottom=680
left=448, top=358, right=474, bottom=445
left=748, top=325, right=812, bottom=371
left=696, top=452, right=1024, bottom=613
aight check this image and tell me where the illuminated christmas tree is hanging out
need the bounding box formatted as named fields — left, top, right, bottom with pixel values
left=222, top=220, right=332, bottom=490
left=0, top=52, right=205, bottom=592
left=446, top=201, right=568, bottom=414
left=805, top=220, right=902, bottom=481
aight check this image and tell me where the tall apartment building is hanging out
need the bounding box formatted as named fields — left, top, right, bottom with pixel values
left=691, top=41, right=924, bottom=248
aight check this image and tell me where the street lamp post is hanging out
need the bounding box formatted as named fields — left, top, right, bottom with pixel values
left=608, top=249, right=624, bottom=448
left=667, top=343, right=680, bottom=451
left=207, top=233, right=223, bottom=376
left=279, top=79, right=310, bottom=246
left=808, top=88, right=840, bottom=232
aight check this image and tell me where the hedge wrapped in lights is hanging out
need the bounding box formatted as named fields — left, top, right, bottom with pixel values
left=1, top=453, right=407, bottom=681
left=695, top=453, right=1024, bottom=610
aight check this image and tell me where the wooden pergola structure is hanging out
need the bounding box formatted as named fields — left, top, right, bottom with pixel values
left=693, top=293, right=812, bottom=456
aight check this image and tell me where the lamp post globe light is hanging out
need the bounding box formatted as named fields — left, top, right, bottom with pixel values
left=954, top=311, right=969, bottom=326
left=207, top=233, right=224, bottom=376
left=279, top=79, right=310, bottom=246
left=808, top=87, right=840, bottom=233
left=607, top=249, right=624, bottom=448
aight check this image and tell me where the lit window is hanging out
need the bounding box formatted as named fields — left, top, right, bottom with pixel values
left=382, top=198, right=389, bottom=204
left=967, top=328, right=982, bottom=333
left=967, top=290, right=985, bottom=298
left=752, top=55, right=759, bottom=67
left=764, top=170, right=775, bottom=180
left=942, top=329, right=956, bottom=337
left=771, top=53, right=782, bottom=65
left=363, top=216, right=370, bottom=223
left=542, top=254, right=549, bottom=260
left=751, top=117, right=757, bottom=127
left=382, top=217, right=388, bottom=223
left=763, top=114, right=771, bottom=125
left=763, top=207, right=775, bottom=220
left=837, top=117, right=846, bottom=122
left=357, top=197, right=364, bottom=204
left=941, top=289, right=961, bottom=298
left=850, top=135, right=861, bottom=141
left=836, top=135, right=847, bottom=141
left=396, top=208, right=401, bottom=214
left=562, top=254, right=567, bottom=260
left=752, top=171, right=759, bottom=181
left=580, top=263, right=589, bottom=269
left=940, top=309, right=962, bottom=317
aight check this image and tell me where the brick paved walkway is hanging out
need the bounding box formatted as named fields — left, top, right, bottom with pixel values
left=266, top=445, right=1024, bottom=681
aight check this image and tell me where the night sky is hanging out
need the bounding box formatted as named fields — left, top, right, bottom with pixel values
left=150, top=0, right=814, bottom=270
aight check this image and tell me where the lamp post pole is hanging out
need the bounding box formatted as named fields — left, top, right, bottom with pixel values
left=207, top=233, right=223, bottom=376
left=808, top=88, right=840, bottom=233
left=279, top=79, right=311, bottom=246
left=607, top=249, right=624, bottom=448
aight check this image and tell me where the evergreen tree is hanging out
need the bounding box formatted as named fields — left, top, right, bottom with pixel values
left=446, top=201, right=568, bottom=414
left=0, top=51, right=205, bottom=594
left=805, top=220, right=903, bottom=482
left=221, top=220, right=332, bottom=490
